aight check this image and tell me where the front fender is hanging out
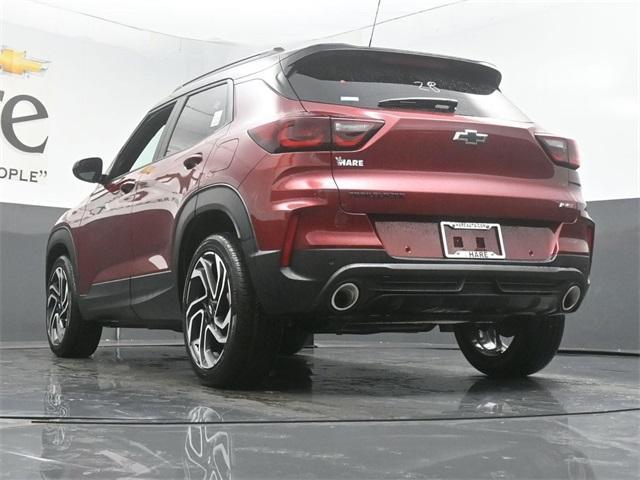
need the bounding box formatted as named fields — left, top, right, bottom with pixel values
left=46, top=226, right=79, bottom=278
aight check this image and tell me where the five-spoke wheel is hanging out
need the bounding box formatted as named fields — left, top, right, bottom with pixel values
left=182, top=234, right=280, bottom=388
left=47, top=266, right=70, bottom=346
left=455, top=316, right=565, bottom=377
left=185, top=251, right=233, bottom=369
left=466, top=326, right=513, bottom=357
left=45, top=256, right=102, bottom=358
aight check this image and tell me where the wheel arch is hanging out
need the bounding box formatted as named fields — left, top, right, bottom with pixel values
left=46, top=226, right=78, bottom=279
left=174, top=184, right=258, bottom=302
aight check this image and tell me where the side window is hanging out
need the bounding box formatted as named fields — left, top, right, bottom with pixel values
left=165, top=83, right=230, bottom=157
left=110, top=104, right=173, bottom=178
left=130, top=127, right=165, bottom=172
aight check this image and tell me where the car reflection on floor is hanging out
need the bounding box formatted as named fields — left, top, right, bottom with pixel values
left=35, top=355, right=601, bottom=480
left=182, top=406, right=231, bottom=480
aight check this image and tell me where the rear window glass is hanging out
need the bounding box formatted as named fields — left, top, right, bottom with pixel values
left=286, top=50, right=529, bottom=122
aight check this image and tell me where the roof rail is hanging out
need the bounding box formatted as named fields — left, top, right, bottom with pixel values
left=175, top=47, right=285, bottom=91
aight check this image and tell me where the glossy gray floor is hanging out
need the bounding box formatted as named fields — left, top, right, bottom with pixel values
left=0, top=344, right=638, bottom=479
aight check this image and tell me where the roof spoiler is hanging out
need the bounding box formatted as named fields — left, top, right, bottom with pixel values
left=175, top=47, right=285, bottom=91
left=281, top=44, right=502, bottom=89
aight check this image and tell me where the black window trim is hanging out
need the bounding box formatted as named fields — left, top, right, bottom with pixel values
left=105, top=101, right=177, bottom=182
left=158, top=78, right=234, bottom=161
left=104, top=78, right=234, bottom=183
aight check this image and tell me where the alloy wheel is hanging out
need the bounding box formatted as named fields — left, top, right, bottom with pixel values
left=185, top=251, right=233, bottom=369
left=468, top=326, right=513, bottom=357
left=47, top=267, right=70, bottom=345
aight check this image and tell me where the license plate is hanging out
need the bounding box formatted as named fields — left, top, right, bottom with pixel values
left=440, top=221, right=506, bottom=259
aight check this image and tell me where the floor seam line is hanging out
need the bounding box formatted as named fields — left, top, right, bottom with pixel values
left=2, top=407, right=637, bottom=427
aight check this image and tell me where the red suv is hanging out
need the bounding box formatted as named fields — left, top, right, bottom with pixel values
left=46, top=45, right=594, bottom=387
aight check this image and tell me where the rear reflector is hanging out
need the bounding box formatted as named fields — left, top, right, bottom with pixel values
left=558, top=219, right=594, bottom=256
left=249, top=116, right=383, bottom=153
left=536, top=134, right=580, bottom=169
left=280, top=213, right=300, bottom=267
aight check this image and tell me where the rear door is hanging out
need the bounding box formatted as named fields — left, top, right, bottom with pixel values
left=284, top=49, right=579, bottom=224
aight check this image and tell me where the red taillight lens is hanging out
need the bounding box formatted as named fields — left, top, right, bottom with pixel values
left=278, top=116, right=332, bottom=151
left=536, top=134, right=580, bottom=169
left=249, top=116, right=331, bottom=153
left=249, top=116, right=383, bottom=153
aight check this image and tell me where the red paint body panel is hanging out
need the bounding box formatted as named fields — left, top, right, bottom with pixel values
left=129, top=135, right=216, bottom=278
left=125, top=141, right=218, bottom=320
left=74, top=175, right=141, bottom=293
left=301, top=101, right=579, bottom=223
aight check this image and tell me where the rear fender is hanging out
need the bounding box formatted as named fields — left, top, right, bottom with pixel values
left=172, top=185, right=260, bottom=307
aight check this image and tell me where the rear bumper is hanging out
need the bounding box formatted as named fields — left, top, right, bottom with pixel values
left=247, top=249, right=591, bottom=332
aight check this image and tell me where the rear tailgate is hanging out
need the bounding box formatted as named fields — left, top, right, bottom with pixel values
left=285, top=48, right=580, bottom=224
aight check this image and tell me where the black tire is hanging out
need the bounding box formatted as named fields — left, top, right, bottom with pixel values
left=454, top=315, right=565, bottom=377
left=46, top=256, right=102, bottom=358
left=182, top=234, right=281, bottom=388
left=279, top=327, right=311, bottom=356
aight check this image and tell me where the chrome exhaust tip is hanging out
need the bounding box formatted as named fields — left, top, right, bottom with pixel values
left=562, top=285, right=582, bottom=312
left=330, top=283, right=360, bottom=312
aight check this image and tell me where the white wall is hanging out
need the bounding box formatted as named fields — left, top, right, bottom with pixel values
left=0, top=1, right=251, bottom=208
left=0, top=0, right=637, bottom=209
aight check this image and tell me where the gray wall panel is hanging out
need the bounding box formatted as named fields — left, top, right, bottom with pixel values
left=0, top=203, right=181, bottom=344
left=566, top=199, right=639, bottom=352
left=0, top=203, right=65, bottom=343
left=1, top=199, right=638, bottom=352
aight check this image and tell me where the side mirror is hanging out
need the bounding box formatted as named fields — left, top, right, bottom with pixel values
left=72, top=157, right=106, bottom=184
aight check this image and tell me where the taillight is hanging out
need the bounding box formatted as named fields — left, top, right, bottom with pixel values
left=332, top=119, right=382, bottom=149
left=536, top=134, right=580, bottom=169
left=249, top=116, right=383, bottom=153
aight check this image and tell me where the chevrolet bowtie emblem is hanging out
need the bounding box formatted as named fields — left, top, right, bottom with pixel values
left=453, top=129, right=488, bottom=145
left=0, top=48, right=48, bottom=76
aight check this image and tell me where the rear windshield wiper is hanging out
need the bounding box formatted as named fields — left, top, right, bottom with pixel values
left=377, top=97, right=458, bottom=113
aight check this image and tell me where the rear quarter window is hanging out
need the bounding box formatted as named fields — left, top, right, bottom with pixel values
left=165, top=82, right=230, bottom=156
left=286, top=50, right=529, bottom=122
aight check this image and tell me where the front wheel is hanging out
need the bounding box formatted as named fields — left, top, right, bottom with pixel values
left=454, top=315, right=565, bottom=377
left=46, top=256, right=102, bottom=358
left=182, top=234, right=280, bottom=388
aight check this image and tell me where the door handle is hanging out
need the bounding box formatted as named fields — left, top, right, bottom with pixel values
left=183, top=153, right=203, bottom=170
left=120, top=181, right=136, bottom=194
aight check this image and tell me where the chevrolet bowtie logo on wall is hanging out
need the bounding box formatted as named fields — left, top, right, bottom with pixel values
left=453, top=129, right=488, bottom=145
left=0, top=48, right=49, bottom=76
